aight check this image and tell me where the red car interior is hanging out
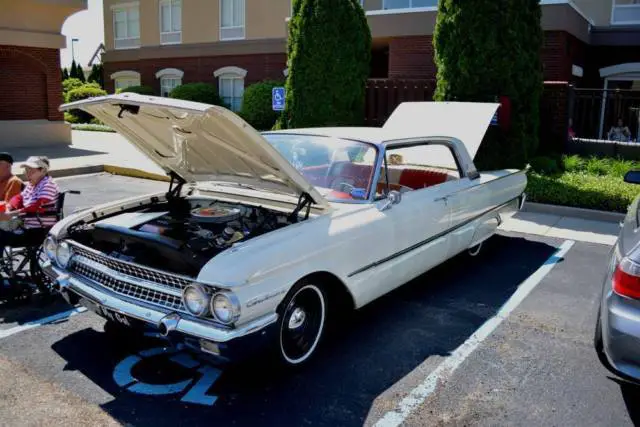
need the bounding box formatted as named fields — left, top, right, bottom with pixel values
left=397, top=169, right=450, bottom=189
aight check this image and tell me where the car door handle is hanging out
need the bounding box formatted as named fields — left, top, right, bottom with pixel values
left=434, top=196, right=448, bottom=202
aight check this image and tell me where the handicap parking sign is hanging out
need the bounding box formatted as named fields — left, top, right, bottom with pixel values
left=272, top=87, right=285, bottom=111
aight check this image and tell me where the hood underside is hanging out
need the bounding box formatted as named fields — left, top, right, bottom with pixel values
left=59, top=93, right=330, bottom=209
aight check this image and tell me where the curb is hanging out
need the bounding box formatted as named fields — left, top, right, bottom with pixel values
left=103, top=165, right=170, bottom=182
left=522, top=202, right=625, bottom=223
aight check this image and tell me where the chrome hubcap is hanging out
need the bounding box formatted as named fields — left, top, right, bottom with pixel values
left=288, top=307, right=306, bottom=329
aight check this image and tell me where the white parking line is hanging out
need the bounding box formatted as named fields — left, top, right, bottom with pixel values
left=374, top=239, right=575, bottom=427
left=0, top=307, right=87, bottom=340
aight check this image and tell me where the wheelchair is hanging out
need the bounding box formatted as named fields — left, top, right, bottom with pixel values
left=0, top=189, right=80, bottom=304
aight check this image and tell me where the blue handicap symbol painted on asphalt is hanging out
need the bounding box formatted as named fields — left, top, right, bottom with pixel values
left=272, top=87, right=285, bottom=111
left=112, top=346, right=221, bottom=406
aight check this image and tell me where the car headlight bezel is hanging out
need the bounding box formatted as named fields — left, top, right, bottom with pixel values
left=210, top=291, right=241, bottom=325
left=182, top=284, right=211, bottom=317
left=55, top=241, right=73, bottom=268
left=44, top=236, right=58, bottom=264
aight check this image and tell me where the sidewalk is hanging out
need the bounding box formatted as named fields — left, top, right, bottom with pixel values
left=500, top=211, right=620, bottom=245
left=9, top=130, right=164, bottom=179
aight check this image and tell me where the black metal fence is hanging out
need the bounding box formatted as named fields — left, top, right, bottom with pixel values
left=570, top=88, right=640, bottom=142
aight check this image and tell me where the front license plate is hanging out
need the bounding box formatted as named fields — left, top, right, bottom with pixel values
left=80, top=297, right=132, bottom=327
left=99, top=307, right=133, bottom=327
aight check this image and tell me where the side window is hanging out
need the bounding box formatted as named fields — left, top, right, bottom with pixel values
left=377, top=143, right=461, bottom=198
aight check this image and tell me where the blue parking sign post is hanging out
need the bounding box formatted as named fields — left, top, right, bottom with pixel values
left=272, top=87, right=285, bottom=111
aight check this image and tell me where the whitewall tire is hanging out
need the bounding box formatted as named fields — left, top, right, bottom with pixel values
left=277, top=282, right=327, bottom=367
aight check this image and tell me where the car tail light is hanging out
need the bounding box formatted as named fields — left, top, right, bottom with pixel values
left=613, top=257, right=640, bottom=299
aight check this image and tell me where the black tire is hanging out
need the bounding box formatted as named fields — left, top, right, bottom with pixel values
left=274, top=279, right=329, bottom=368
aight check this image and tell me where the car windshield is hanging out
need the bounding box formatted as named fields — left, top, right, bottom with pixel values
left=262, top=133, right=378, bottom=202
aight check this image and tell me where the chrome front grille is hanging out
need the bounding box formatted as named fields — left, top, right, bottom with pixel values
left=71, top=261, right=184, bottom=311
left=66, top=241, right=197, bottom=313
left=69, top=243, right=192, bottom=291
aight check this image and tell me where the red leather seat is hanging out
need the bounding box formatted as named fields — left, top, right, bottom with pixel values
left=398, top=169, right=449, bottom=189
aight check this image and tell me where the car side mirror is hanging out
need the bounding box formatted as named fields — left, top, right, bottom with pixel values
left=378, top=190, right=402, bottom=211
left=624, top=170, right=640, bottom=185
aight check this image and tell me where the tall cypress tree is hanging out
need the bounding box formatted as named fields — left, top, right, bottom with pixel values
left=434, top=0, right=543, bottom=169
left=61, top=67, right=69, bottom=80
left=70, top=60, right=78, bottom=79
left=278, top=0, right=371, bottom=128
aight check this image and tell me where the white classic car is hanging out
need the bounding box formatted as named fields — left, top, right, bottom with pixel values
left=45, top=93, right=526, bottom=367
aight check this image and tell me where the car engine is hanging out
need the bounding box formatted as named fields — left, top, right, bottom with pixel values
left=67, top=198, right=295, bottom=276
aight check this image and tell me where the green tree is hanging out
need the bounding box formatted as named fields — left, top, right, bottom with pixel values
left=61, top=67, right=69, bottom=80
left=433, top=0, right=543, bottom=169
left=277, top=0, right=371, bottom=129
left=88, top=63, right=104, bottom=88
left=70, top=60, right=78, bottom=79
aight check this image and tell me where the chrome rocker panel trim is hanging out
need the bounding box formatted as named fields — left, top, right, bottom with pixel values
left=43, top=262, right=278, bottom=344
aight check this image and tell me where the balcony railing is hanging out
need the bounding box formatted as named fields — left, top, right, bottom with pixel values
left=612, top=3, right=640, bottom=25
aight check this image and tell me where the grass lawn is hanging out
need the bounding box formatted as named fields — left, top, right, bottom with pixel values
left=526, top=155, right=640, bottom=213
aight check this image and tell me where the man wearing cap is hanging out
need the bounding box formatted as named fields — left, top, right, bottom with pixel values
left=0, top=153, right=23, bottom=205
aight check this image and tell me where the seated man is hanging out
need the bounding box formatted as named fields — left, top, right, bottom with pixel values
left=0, top=156, right=59, bottom=253
left=0, top=153, right=23, bottom=205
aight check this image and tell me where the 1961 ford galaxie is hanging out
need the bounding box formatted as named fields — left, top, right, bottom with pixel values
left=44, top=93, right=526, bottom=367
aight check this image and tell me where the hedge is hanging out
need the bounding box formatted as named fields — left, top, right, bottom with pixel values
left=169, top=83, right=225, bottom=106
left=65, top=84, right=107, bottom=123
left=119, top=85, right=155, bottom=95
left=239, top=80, right=284, bottom=130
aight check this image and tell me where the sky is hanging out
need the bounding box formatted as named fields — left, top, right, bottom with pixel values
left=60, top=0, right=105, bottom=69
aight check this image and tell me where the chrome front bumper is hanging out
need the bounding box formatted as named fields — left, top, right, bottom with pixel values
left=43, top=261, right=277, bottom=345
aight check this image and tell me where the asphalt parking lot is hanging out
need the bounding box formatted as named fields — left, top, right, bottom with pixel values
left=0, top=173, right=638, bottom=426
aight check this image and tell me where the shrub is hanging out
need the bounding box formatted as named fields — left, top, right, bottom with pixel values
left=278, top=0, right=371, bottom=128
left=64, top=112, right=79, bottom=124
left=119, top=85, right=155, bottom=95
left=239, top=80, right=284, bottom=130
left=65, top=84, right=107, bottom=123
left=169, top=83, right=225, bottom=106
left=434, top=0, right=543, bottom=169
left=527, top=172, right=638, bottom=213
left=529, top=156, right=560, bottom=175
left=62, top=78, right=84, bottom=97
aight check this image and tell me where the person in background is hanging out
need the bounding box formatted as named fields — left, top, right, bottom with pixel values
left=0, top=153, right=23, bottom=206
left=0, top=156, right=59, bottom=252
left=608, top=117, right=631, bottom=142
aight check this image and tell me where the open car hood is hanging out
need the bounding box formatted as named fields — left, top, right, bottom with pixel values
left=60, top=93, right=330, bottom=209
left=382, top=101, right=499, bottom=160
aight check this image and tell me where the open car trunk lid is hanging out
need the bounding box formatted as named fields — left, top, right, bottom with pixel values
left=382, top=101, right=499, bottom=161
left=59, top=93, right=330, bottom=209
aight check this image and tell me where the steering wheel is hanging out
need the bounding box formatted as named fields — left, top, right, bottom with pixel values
left=335, top=182, right=355, bottom=194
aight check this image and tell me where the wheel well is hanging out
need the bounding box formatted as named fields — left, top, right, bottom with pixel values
left=277, top=271, right=355, bottom=314
left=307, top=271, right=355, bottom=311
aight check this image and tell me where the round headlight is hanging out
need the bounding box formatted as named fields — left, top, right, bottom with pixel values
left=44, top=236, right=57, bottom=263
left=182, top=285, right=211, bottom=317
left=211, top=292, right=240, bottom=325
left=56, top=242, right=73, bottom=268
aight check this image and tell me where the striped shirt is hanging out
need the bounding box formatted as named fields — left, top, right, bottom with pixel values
left=12, top=176, right=60, bottom=229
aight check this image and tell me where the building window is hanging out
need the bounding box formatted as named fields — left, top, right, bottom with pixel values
left=156, top=68, right=184, bottom=97
left=113, top=2, right=140, bottom=49
left=612, top=0, right=640, bottom=25
left=160, top=0, right=182, bottom=44
left=220, top=0, right=245, bottom=40
left=382, top=0, right=437, bottom=9
left=214, top=67, right=247, bottom=112
left=161, top=77, right=181, bottom=97
left=111, top=71, right=141, bottom=92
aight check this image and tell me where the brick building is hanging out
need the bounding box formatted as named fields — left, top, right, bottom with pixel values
left=102, top=0, right=640, bottom=137
left=0, top=0, right=87, bottom=148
